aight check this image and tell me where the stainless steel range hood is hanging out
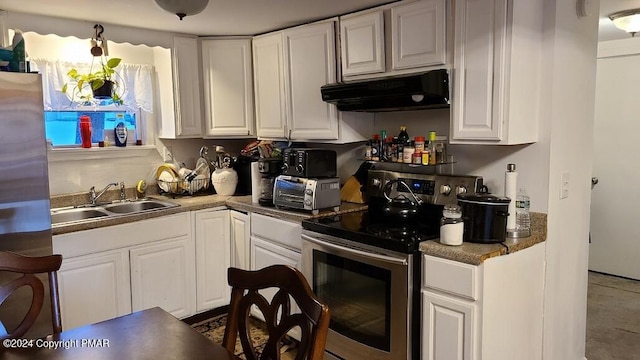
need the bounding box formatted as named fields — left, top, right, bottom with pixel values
left=320, top=69, right=449, bottom=112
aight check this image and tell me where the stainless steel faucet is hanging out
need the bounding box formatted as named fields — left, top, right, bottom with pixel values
left=119, top=182, right=126, bottom=201
left=90, top=182, right=119, bottom=205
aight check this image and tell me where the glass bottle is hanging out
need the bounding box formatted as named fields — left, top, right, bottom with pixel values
left=397, top=126, right=409, bottom=163
left=440, top=204, right=464, bottom=246
left=427, top=131, right=437, bottom=165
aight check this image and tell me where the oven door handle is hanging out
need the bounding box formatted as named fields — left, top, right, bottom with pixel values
left=302, top=233, right=408, bottom=266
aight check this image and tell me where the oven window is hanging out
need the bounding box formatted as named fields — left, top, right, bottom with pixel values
left=313, top=250, right=391, bottom=351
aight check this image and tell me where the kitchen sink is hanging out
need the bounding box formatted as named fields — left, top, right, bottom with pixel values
left=103, top=200, right=177, bottom=214
left=50, top=208, right=111, bottom=224
left=51, top=198, right=180, bottom=226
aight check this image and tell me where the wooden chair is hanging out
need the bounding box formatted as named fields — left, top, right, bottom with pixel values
left=222, top=265, right=330, bottom=360
left=0, top=251, right=63, bottom=340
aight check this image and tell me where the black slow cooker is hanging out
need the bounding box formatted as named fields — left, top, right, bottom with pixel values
left=457, top=193, right=510, bottom=243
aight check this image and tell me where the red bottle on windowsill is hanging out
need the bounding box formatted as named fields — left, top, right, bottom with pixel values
left=79, top=115, right=92, bottom=148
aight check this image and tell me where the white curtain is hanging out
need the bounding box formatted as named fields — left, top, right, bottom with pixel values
left=30, top=58, right=154, bottom=113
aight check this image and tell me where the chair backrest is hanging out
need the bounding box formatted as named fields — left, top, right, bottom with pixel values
left=0, top=251, right=63, bottom=340
left=222, top=265, right=330, bottom=360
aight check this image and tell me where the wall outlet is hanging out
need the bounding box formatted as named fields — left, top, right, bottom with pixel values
left=560, top=171, right=570, bottom=199
left=163, top=146, right=173, bottom=162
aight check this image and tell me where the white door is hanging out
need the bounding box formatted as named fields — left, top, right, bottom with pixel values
left=57, top=250, right=131, bottom=329
left=283, top=21, right=339, bottom=140
left=194, top=209, right=231, bottom=312
left=230, top=210, right=250, bottom=270
left=201, top=39, right=254, bottom=137
left=253, top=32, right=287, bottom=138
left=589, top=52, right=640, bottom=280
left=422, top=290, right=475, bottom=360
left=130, top=237, right=195, bottom=318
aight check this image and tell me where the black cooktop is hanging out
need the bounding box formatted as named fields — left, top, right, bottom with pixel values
left=301, top=207, right=441, bottom=254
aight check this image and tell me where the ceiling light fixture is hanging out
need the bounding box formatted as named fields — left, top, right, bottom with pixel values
left=153, top=0, right=209, bottom=20
left=609, top=8, right=640, bottom=37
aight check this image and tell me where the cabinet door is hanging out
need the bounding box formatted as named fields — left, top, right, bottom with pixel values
left=391, top=0, right=447, bottom=70
left=450, top=0, right=506, bottom=142
left=202, top=39, right=254, bottom=137
left=130, top=236, right=195, bottom=318
left=249, top=236, right=302, bottom=340
left=283, top=21, right=339, bottom=140
left=172, top=36, right=203, bottom=138
left=57, top=250, right=131, bottom=330
left=340, top=11, right=385, bottom=76
left=194, top=209, right=231, bottom=312
left=230, top=210, right=250, bottom=270
left=253, top=32, right=287, bottom=138
left=422, top=290, right=475, bottom=360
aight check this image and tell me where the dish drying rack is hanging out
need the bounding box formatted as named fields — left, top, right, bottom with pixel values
left=157, top=176, right=210, bottom=196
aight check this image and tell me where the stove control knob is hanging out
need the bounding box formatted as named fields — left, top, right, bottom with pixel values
left=305, top=199, right=312, bottom=206
left=440, top=184, right=452, bottom=196
left=296, top=164, right=304, bottom=174
left=305, top=188, right=313, bottom=195
left=371, top=178, right=382, bottom=188
left=456, top=186, right=467, bottom=195
left=282, top=163, right=290, bottom=172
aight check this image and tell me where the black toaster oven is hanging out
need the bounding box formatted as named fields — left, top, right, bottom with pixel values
left=282, top=148, right=337, bottom=178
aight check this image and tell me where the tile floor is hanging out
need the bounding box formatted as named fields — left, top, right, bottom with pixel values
left=586, top=271, right=640, bottom=360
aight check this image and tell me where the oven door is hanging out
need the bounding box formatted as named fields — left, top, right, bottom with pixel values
left=301, top=230, right=413, bottom=360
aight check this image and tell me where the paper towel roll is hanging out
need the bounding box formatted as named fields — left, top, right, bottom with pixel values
left=505, top=164, right=517, bottom=230
left=251, top=162, right=261, bottom=204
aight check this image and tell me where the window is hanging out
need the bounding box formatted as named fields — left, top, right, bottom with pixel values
left=45, top=105, right=140, bottom=147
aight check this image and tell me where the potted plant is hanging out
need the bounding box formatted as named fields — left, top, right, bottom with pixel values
left=62, top=57, right=123, bottom=105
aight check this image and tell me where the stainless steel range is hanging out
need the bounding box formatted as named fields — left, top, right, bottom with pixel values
left=301, top=169, right=482, bottom=360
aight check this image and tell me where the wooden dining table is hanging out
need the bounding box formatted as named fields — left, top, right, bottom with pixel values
left=2, top=307, right=240, bottom=359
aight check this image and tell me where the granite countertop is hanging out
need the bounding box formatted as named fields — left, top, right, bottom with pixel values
left=419, top=212, right=547, bottom=265
left=51, top=190, right=545, bottom=265
left=51, top=192, right=368, bottom=235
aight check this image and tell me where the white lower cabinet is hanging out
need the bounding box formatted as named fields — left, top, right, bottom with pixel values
left=230, top=210, right=250, bottom=270
left=249, top=213, right=302, bottom=339
left=422, top=290, right=475, bottom=360
left=421, top=242, right=546, bottom=360
left=54, top=212, right=194, bottom=329
left=57, top=250, right=130, bottom=330
left=130, top=236, right=195, bottom=318
left=194, top=208, right=231, bottom=312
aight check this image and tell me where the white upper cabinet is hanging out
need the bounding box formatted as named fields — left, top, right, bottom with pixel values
left=169, top=35, right=203, bottom=138
left=253, top=20, right=372, bottom=143
left=391, top=0, right=446, bottom=70
left=201, top=38, right=255, bottom=138
left=450, top=0, right=542, bottom=144
left=339, top=0, right=448, bottom=80
left=283, top=21, right=339, bottom=140
left=252, top=32, right=287, bottom=139
left=340, top=11, right=385, bottom=76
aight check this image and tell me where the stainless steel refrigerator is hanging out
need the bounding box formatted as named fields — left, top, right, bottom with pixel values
left=0, top=72, right=53, bottom=338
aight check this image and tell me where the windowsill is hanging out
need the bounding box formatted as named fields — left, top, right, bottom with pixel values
left=47, top=145, right=158, bottom=162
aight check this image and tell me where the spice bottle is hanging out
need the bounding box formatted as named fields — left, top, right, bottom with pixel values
left=414, top=136, right=425, bottom=153
left=403, top=141, right=415, bottom=164
left=440, top=204, right=464, bottom=246
left=370, top=134, right=381, bottom=161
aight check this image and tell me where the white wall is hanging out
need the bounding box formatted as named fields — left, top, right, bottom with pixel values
left=541, top=1, right=599, bottom=359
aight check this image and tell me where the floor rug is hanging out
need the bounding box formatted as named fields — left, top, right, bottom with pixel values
left=192, top=313, right=298, bottom=360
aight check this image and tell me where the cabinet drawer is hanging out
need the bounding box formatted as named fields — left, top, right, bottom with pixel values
left=250, top=213, right=302, bottom=251
left=423, top=255, right=479, bottom=300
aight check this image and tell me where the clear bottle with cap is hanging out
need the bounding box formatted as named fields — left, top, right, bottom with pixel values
left=515, top=188, right=531, bottom=237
